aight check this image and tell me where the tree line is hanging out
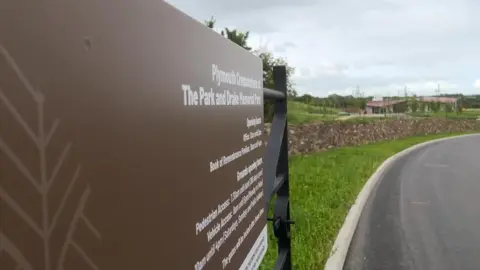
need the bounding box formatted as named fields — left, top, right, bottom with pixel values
left=204, top=17, right=297, bottom=121
left=204, top=17, right=480, bottom=118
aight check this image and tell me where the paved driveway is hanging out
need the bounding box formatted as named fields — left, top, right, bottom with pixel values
left=345, top=135, right=480, bottom=270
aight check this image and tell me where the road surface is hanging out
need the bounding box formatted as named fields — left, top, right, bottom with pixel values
left=345, top=135, right=480, bottom=270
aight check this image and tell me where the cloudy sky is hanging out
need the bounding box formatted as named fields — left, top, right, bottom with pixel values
left=167, top=0, right=479, bottom=97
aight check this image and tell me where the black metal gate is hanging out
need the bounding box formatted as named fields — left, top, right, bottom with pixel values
left=263, top=66, right=294, bottom=270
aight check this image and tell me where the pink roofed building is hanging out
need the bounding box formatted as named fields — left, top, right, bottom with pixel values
left=365, top=96, right=457, bottom=114
left=365, top=99, right=408, bottom=114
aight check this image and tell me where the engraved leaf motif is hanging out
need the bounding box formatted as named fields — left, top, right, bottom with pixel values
left=0, top=234, right=33, bottom=270
left=0, top=44, right=101, bottom=270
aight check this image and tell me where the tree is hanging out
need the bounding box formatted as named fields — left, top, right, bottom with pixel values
left=204, top=17, right=252, bottom=51
left=256, top=51, right=296, bottom=96
left=419, top=101, right=426, bottom=113
left=204, top=17, right=251, bottom=50
left=456, top=96, right=463, bottom=114
left=205, top=17, right=298, bottom=122
left=445, top=103, right=453, bottom=113
left=352, top=86, right=366, bottom=112
left=257, top=51, right=297, bottom=121
left=410, top=95, right=418, bottom=113
left=322, top=100, right=327, bottom=115
left=204, top=16, right=216, bottom=29
left=358, top=98, right=367, bottom=111
left=221, top=28, right=252, bottom=51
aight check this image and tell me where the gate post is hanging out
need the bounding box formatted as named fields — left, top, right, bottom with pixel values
left=263, top=65, right=293, bottom=270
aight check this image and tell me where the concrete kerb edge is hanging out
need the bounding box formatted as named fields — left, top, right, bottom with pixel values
left=324, top=133, right=480, bottom=270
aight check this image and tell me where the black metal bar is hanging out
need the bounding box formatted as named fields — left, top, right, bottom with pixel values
left=263, top=65, right=293, bottom=270
left=273, top=250, right=289, bottom=270
left=264, top=87, right=286, bottom=101
left=269, top=174, right=285, bottom=201
left=264, top=113, right=286, bottom=202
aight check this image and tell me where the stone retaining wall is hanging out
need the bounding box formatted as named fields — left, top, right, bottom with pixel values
left=265, top=119, right=478, bottom=155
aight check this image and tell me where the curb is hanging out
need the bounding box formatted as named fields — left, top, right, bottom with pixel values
left=324, top=133, right=480, bottom=270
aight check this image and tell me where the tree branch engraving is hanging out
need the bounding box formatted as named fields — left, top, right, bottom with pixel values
left=0, top=44, right=101, bottom=270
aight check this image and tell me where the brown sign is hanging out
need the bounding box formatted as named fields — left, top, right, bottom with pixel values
left=0, top=1, right=267, bottom=270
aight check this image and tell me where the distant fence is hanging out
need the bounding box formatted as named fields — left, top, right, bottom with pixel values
left=264, top=66, right=294, bottom=270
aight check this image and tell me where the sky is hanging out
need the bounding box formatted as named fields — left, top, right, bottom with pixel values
left=166, top=0, right=480, bottom=97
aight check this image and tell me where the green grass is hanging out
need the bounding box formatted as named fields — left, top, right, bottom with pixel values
left=287, top=113, right=337, bottom=125
left=286, top=101, right=393, bottom=125
left=260, top=132, right=478, bottom=270
left=335, top=116, right=402, bottom=124
left=288, top=101, right=340, bottom=115
left=326, top=116, right=406, bottom=125
left=287, top=101, right=339, bottom=124
left=408, top=110, right=480, bottom=120
left=455, top=109, right=480, bottom=118
left=288, top=113, right=403, bottom=125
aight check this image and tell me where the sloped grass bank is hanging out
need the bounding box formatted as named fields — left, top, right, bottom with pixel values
left=287, top=101, right=339, bottom=124
left=260, top=132, right=477, bottom=270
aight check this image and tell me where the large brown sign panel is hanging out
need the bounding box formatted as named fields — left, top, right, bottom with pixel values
left=0, top=1, right=267, bottom=269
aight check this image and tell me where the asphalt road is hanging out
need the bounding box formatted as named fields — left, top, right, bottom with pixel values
left=345, top=135, right=480, bottom=270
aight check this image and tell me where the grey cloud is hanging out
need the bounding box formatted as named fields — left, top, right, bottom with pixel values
left=295, top=73, right=446, bottom=96
left=168, top=0, right=317, bottom=22
left=299, top=68, right=311, bottom=77
left=351, top=59, right=396, bottom=69
left=234, top=19, right=279, bottom=34
left=167, top=0, right=480, bottom=96
left=166, top=0, right=287, bottom=34
left=189, top=0, right=317, bottom=14
left=274, top=41, right=297, bottom=53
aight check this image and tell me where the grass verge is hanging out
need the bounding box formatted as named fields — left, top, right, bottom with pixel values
left=408, top=110, right=480, bottom=120
left=259, top=132, right=478, bottom=270
left=287, top=101, right=339, bottom=124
